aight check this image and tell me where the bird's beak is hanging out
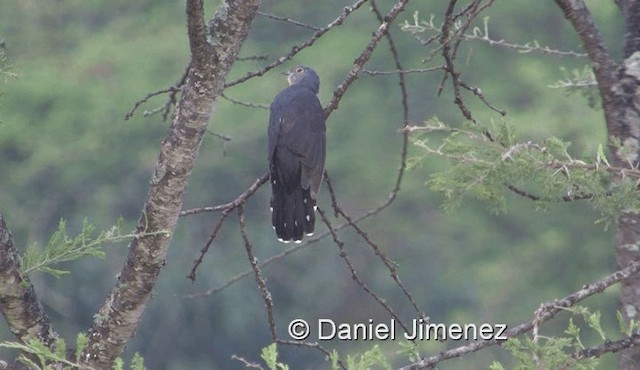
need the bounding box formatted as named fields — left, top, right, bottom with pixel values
left=282, top=71, right=290, bottom=76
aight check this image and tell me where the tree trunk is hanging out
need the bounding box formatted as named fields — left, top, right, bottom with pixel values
left=80, top=0, right=260, bottom=368
left=554, top=0, right=640, bottom=367
left=615, top=1, right=640, bottom=367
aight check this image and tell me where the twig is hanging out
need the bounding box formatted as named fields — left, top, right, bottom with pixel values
left=221, top=93, right=269, bottom=109
left=225, top=0, right=370, bottom=89
left=323, top=173, right=426, bottom=319
left=438, top=0, right=496, bottom=123
left=238, top=206, right=277, bottom=342
left=180, top=173, right=269, bottom=217
left=362, top=66, right=444, bottom=76
left=317, top=207, right=412, bottom=335
left=506, top=184, right=609, bottom=202
left=459, top=80, right=506, bottom=116
left=231, top=354, right=266, bottom=370
left=187, top=210, right=231, bottom=282
left=572, top=332, right=640, bottom=361
left=324, top=0, right=410, bottom=116
left=405, top=15, right=587, bottom=58
left=275, top=339, right=347, bottom=370
left=370, top=0, right=411, bottom=207
left=257, top=11, right=321, bottom=31
left=124, top=87, right=179, bottom=120
left=236, top=54, right=269, bottom=62
left=125, top=63, right=190, bottom=121
left=185, top=174, right=269, bottom=281
left=398, top=260, right=640, bottom=369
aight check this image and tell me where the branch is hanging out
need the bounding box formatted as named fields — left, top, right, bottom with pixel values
left=185, top=167, right=411, bottom=298
left=257, top=11, right=321, bottom=31
left=238, top=206, right=277, bottom=342
left=0, top=213, right=58, bottom=355
left=225, top=0, right=370, bottom=89
left=324, top=0, right=411, bottom=116
left=553, top=0, right=619, bottom=136
left=317, top=207, right=413, bottom=334
left=180, top=173, right=270, bottom=217
left=404, top=15, right=588, bottom=58
left=572, top=332, right=640, bottom=361
left=184, top=173, right=269, bottom=281
left=80, top=0, right=261, bottom=367
left=275, top=339, right=347, bottom=370
left=128, top=0, right=369, bottom=121
left=185, top=0, right=411, bottom=285
left=438, top=0, right=496, bottom=123
left=398, top=260, right=640, bottom=369
left=323, top=174, right=425, bottom=319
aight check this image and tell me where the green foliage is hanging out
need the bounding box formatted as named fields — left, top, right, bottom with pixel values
left=258, top=344, right=394, bottom=370
left=0, top=49, right=18, bottom=87
left=412, top=119, right=639, bottom=226
left=549, top=66, right=600, bottom=109
left=260, top=344, right=289, bottom=370
left=396, top=341, right=421, bottom=363
left=329, top=345, right=391, bottom=370
left=21, top=219, right=106, bottom=277
left=490, top=306, right=637, bottom=370
left=0, top=333, right=145, bottom=370
left=21, top=217, right=169, bottom=278
left=617, top=309, right=640, bottom=338
left=130, top=352, right=146, bottom=370
left=0, top=336, right=81, bottom=369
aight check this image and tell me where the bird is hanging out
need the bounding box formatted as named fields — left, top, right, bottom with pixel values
left=268, top=66, right=326, bottom=243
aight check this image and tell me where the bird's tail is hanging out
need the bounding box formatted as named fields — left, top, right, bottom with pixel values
left=271, top=184, right=316, bottom=243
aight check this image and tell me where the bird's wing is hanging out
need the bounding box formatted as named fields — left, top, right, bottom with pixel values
left=268, top=86, right=325, bottom=197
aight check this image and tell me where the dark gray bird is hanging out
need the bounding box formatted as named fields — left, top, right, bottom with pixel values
left=268, top=66, right=326, bottom=243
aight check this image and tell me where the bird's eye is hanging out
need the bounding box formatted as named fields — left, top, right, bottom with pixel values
left=296, top=67, right=303, bottom=73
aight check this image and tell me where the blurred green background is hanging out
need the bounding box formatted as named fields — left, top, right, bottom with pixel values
left=0, top=0, right=624, bottom=368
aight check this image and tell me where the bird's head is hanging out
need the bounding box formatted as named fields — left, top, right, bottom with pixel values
left=285, top=65, right=320, bottom=94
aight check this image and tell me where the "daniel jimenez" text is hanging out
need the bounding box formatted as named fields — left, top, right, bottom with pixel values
left=316, top=318, right=508, bottom=341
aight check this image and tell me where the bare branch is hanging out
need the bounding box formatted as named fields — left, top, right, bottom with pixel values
left=324, top=0, right=410, bottom=116
left=362, top=66, right=444, bottom=76
left=323, top=173, right=426, bottom=319
left=257, top=11, right=321, bottom=31
left=187, top=210, right=232, bottom=282
left=405, top=16, right=587, bottom=58
left=238, top=206, right=277, bottom=342
left=572, top=332, right=640, bottom=361
left=438, top=0, right=496, bottom=123
left=184, top=173, right=269, bottom=281
left=399, top=260, right=640, bottom=369
left=125, top=63, right=190, bottom=121
left=180, top=173, right=269, bottom=217
left=317, top=207, right=413, bottom=335
left=225, top=0, right=370, bottom=89
left=231, top=355, right=266, bottom=370
left=275, top=339, right=347, bottom=370
left=236, top=54, right=269, bottom=62
left=221, top=93, right=269, bottom=109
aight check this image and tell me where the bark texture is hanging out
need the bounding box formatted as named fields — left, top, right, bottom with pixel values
left=555, top=0, right=640, bottom=368
left=0, top=214, right=57, bottom=355
left=80, top=0, right=260, bottom=367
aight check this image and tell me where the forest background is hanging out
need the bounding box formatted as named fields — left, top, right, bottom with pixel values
left=0, top=0, right=626, bottom=369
